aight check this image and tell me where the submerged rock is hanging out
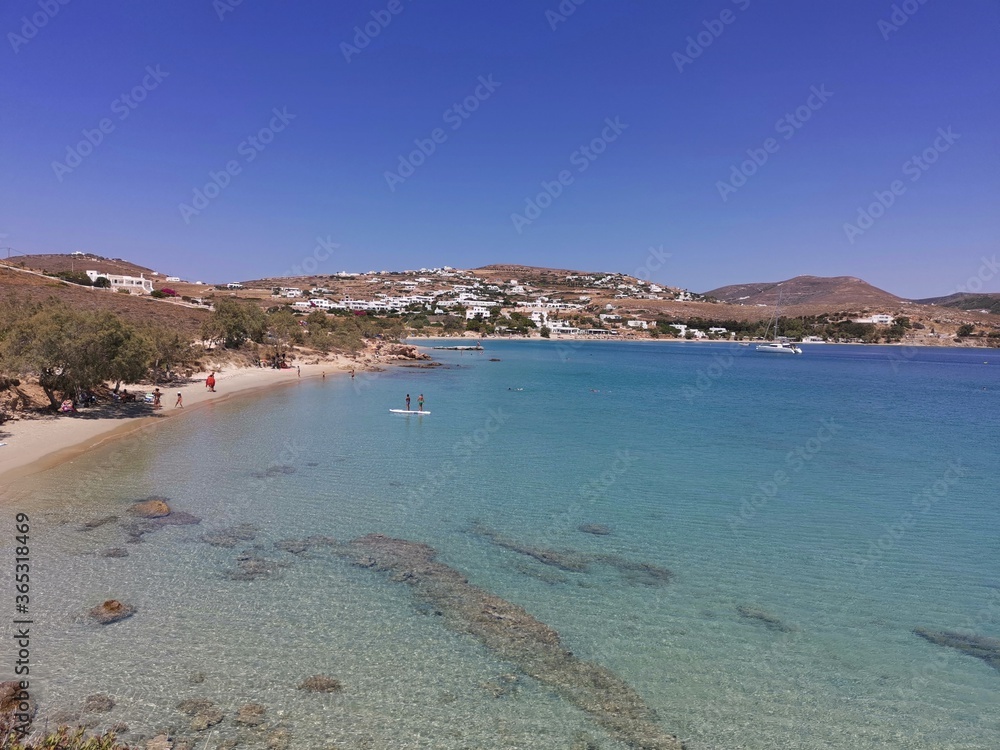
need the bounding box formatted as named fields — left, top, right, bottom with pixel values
left=1, top=680, right=36, bottom=720
left=128, top=498, right=172, bottom=518
left=250, top=464, right=297, bottom=479
left=83, top=693, right=115, bottom=713
left=297, top=675, right=342, bottom=693
left=120, top=505, right=200, bottom=543
left=154, top=511, right=201, bottom=527
left=89, top=599, right=136, bottom=625
left=596, top=555, right=673, bottom=587
left=343, top=534, right=683, bottom=750
left=100, top=547, right=129, bottom=558
left=190, top=707, right=224, bottom=732
left=468, top=522, right=590, bottom=572
left=81, top=515, right=119, bottom=530
left=224, top=551, right=285, bottom=581
left=235, top=702, right=266, bottom=726
left=914, top=628, right=1000, bottom=672
left=266, top=727, right=291, bottom=749
left=511, top=560, right=569, bottom=585
left=48, top=709, right=82, bottom=725
left=186, top=672, right=206, bottom=686
left=176, top=698, right=214, bottom=716
left=145, top=735, right=173, bottom=750
left=578, top=523, right=612, bottom=536
left=736, top=605, right=794, bottom=633
left=202, top=524, right=258, bottom=548
left=275, top=538, right=309, bottom=555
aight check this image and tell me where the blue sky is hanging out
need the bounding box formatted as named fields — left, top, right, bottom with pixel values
left=1, top=0, right=997, bottom=297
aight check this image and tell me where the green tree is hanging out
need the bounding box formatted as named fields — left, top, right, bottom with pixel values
left=267, top=307, right=303, bottom=356
left=202, top=299, right=267, bottom=348
left=0, top=302, right=153, bottom=408
left=957, top=324, right=975, bottom=337
left=141, top=323, right=192, bottom=381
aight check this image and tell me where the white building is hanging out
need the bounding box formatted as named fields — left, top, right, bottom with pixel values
left=227, top=282, right=244, bottom=289
left=85, top=270, right=154, bottom=294
left=854, top=314, right=895, bottom=325
left=466, top=304, right=494, bottom=320
left=626, top=320, right=648, bottom=330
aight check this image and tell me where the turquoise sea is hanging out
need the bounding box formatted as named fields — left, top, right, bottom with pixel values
left=3, top=340, right=999, bottom=749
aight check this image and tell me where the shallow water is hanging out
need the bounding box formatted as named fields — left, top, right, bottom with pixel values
left=3, top=341, right=998, bottom=748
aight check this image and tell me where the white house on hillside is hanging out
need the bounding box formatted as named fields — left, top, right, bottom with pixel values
left=854, top=314, right=894, bottom=325
left=85, top=270, right=154, bottom=294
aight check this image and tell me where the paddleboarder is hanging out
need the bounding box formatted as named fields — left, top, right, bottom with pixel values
left=406, top=394, right=411, bottom=411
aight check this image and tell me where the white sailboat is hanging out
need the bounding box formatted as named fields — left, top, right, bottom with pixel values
left=756, top=292, right=802, bottom=355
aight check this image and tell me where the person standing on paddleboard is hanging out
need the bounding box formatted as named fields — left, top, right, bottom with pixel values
left=418, top=394, right=424, bottom=411
left=406, top=394, right=411, bottom=411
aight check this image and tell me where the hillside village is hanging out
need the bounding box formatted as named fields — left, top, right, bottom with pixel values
left=3, top=253, right=1000, bottom=346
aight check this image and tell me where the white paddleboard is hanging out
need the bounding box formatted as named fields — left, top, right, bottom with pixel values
left=390, top=409, right=431, bottom=415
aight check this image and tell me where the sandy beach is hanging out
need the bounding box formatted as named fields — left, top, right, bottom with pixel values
left=0, top=361, right=351, bottom=487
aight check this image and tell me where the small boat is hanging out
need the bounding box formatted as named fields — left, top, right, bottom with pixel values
left=755, top=341, right=802, bottom=354
left=389, top=409, right=431, bottom=415
left=756, top=291, right=803, bottom=355
left=432, top=345, right=483, bottom=351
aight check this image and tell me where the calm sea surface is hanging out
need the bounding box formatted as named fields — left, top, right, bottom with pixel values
left=3, top=341, right=998, bottom=749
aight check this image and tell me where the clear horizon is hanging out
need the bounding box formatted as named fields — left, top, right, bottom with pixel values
left=1, top=1, right=998, bottom=298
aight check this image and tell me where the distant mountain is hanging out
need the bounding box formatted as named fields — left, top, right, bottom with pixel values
left=915, top=292, right=1000, bottom=316
left=704, top=275, right=906, bottom=310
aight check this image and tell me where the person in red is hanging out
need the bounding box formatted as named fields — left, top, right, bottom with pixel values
left=206, top=372, right=216, bottom=392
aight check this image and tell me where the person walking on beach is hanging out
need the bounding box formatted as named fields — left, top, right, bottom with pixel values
left=405, top=394, right=411, bottom=411
left=152, top=388, right=162, bottom=410
left=206, top=372, right=216, bottom=392
left=297, top=365, right=301, bottom=377
left=418, top=394, right=424, bottom=411
left=175, top=392, right=183, bottom=408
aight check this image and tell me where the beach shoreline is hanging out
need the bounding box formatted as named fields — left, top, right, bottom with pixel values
left=0, top=361, right=352, bottom=489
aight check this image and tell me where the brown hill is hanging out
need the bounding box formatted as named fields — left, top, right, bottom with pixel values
left=6, top=253, right=167, bottom=280
left=916, top=292, right=1000, bottom=316
left=705, top=275, right=905, bottom=310
left=0, top=263, right=208, bottom=338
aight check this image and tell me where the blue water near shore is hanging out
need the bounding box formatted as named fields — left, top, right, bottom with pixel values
left=4, top=341, right=999, bottom=748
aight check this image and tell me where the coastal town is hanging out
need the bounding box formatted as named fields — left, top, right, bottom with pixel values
left=3, top=253, right=998, bottom=347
